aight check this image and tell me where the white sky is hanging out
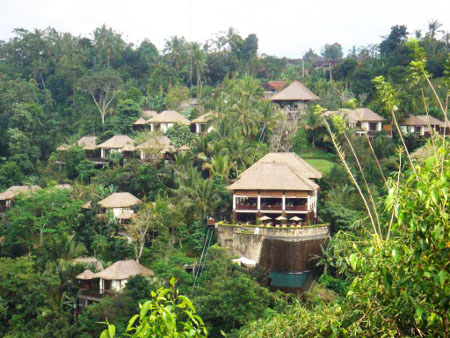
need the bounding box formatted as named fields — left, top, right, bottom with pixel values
left=1, top=0, right=449, bottom=58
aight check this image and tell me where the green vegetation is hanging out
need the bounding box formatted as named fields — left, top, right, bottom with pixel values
left=0, top=20, right=448, bottom=337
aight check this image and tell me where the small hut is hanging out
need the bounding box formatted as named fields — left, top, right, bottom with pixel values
left=270, top=81, right=319, bottom=106
left=147, top=110, right=190, bottom=133
left=0, top=185, right=41, bottom=211
left=97, top=135, right=135, bottom=159
left=191, top=112, right=215, bottom=134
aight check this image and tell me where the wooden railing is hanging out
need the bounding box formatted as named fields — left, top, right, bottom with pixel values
left=260, top=205, right=282, bottom=210
left=79, top=289, right=116, bottom=299
left=285, top=205, right=308, bottom=211
left=236, top=204, right=257, bottom=210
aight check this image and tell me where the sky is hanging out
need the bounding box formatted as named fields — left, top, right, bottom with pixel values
left=1, top=0, right=449, bottom=58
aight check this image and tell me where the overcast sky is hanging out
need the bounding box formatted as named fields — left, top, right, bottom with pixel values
left=1, top=0, right=449, bottom=58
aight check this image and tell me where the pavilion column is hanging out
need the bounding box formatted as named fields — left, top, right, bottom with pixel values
left=233, top=194, right=236, bottom=209
left=282, top=192, right=286, bottom=211
left=257, top=192, right=261, bottom=210
left=196, top=123, right=200, bottom=134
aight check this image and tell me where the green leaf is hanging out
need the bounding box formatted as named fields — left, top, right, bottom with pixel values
left=437, top=270, right=446, bottom=287
left=349, top=253, right=358, bottom=271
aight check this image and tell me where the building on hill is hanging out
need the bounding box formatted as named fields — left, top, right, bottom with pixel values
left=57, top=136, right=99, bottom=157
left=227, top=152, right=322, bottom=225
left=262, top=81, right=287, bottom=98
left=147, top=110, right=190, bottom=133
left=191, top=112, right=215, bottom=134
left=82, top=192, right=142, bottom=223
left=217, top=152, right=329, bottom=292
left=76, top=259, right=154, bottom=308
left=416, top=115, right=450, bottom=136
left=133, top=117, right=148, bottom=131
left=322, top=108, right=388, bottom=137
left=133, top=111, right=159, bottom=132
left=0, top=185, right=41, bottom=212
left=136, top=135, right=175, bottom=161
left=97, top=135, right=136, bottom=159
left=270, top=81, right=319, bottom=107
left=399, top=114, right=428, bottom=136
left=141, top=110, right=158, bottom=119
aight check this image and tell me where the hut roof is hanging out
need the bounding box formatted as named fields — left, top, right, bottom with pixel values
left=411, top=146, right=433, bottom=160
left=78, top=136, right=98, bottom=150
left=256, top=152, right=323, bottom=179
left=141, top=110, right=158, bottom=119
left=56, top=144, right=70, bottom=151
left=416, top=115, right=448, bottom=127
left=136, top=136, right=175, bottom=153
left=267, top=81, right=287, bottom=91
left=116, top=209, right=135, bottom=220
left=323, top=108, right=385, bottom=123
left=97, top=135, right=135, bottom=149
left=270, top=81, right=319, bottom=102
left=133, top=118, right=147, bottom=126
left=98, top=192, right=142, bottom=208
left=73, top=257, right=104, bottom=271
left=191, top=112, right=214, bottom=124
left=147, top=110, right=190, bottom=125
left=228, top=162, right=319, bottom=191
left=54, top=184, right=72, bottom=190
left=401, top=114, right=427, bottom=126
left=76, top=269, right=97, bottom=280
left=0, top=185, right=41, bottom=201
left=94, top=260, right=154, bottom=280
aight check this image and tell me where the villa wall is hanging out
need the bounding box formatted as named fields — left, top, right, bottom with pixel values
left=216, top=223, right=330, bottom=263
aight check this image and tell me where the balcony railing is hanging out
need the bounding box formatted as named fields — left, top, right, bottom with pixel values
left=79, top=289, right=116, bottom=299
left=285, top=205, right=308, bottom=211
left=260, top=204, right=282, bottom=210
left=236, top=204, right=257, bottom=210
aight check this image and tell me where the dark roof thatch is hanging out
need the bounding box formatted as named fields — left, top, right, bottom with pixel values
left=191, top=112, right=214, bottom=124
left=98, top=192, right=142, bottom=208
left=228, top=152, right=321, bottom=192
left=0, top=185, right=41, bottom=201
left=133, top=118, right=147, bottom=126
left=136, top=136, right=175, bottom=153
left=416, top=115, right=448, bottom=127
left=147, top=110, right=190, bottom=125
left=97, top=135, right=135, bottom=149
left=401, top=114, right=428, bottom=126
left=323, top=108, right=385, bottom=123
left=141, top=110, right=158, bottom=119
left=270, top=81, right=319, bottom=102
left=94, top=260, right=154, bottom=280
left=76, top=269, right=97, bottom=280
left=73, top=257, right=104, bottom=271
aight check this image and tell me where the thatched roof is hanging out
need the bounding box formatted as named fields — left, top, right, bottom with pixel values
left=54, top=184, right=71, bottom=190
left=94, top=260, right=154, bottom=280
left=148, top=110, right=190, bottom=125
left=228, top=162, right=319, bottom=191
left=416, top=115, right=448, bottom=127
left=133, top=118, right=147, bottom=126
left=57, top=136, right=98, bottom=151
left=256, top=152, right=323, bottom=179
left=411, top=146, right=433, bottom=160
left=191, top=112, right=214, bottom=124
left=136, top=136, right=175, bottom=153
left=99, top=192, right=142, bottom=208
left=323, top=108, right=385, bottom=123
left=270, top=81, right=319, bottom=102
left=78, top=136, right=98, bottom=150
left=0, top=185, right=41, bottom=201
left=116, top=209, right=135, bottom=220
left=141, top=110, right=158, bottom=119
left=97, top=135, right=135, bottom=149
left=74, top=257, right=104, bottom=271
left=401, top=114, right=427, bottom=126
left=76, top=269, right=97, bottom=280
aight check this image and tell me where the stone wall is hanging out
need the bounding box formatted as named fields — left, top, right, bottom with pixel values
left=216, top=223, right=330, bottom=263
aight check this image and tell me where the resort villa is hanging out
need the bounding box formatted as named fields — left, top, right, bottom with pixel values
left=322, top=108, right=388, bottom=137
left=76, top=259, right=154, bottom=308
left=191, top=112, right=215, bottom=134
left=147, top=110, right=191, bottom=133
left=399, top=114, right=427, bottom=136
left=82, top=192, right=142, bottom=223
left=97, top=135, right=136, bottom=159
left=269, top=81, right=319, bottom=107
left=0, top=185, right=41, bottom=212
left=228, top=152, right=322, bottom=225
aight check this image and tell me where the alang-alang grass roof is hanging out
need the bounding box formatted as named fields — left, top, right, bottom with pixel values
left=0, top=185, right=41, bottom=200
left=147, top=110, right=190, bottom=125
left=97, top=135, right=135, bottom=149
left=94, top=260, right=154, bottom=280
left=228, top=152, right=321, bottom=192
left=270, top=81, right=319, bottom=102
left=322, top=108, right=386, bottom=124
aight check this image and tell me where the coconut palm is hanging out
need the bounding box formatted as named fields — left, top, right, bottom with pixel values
left=187, top=42, right=208, bottom=92
left=204, top=155, right=232, bottom=180
left=45, top=232, right=86, bottom=263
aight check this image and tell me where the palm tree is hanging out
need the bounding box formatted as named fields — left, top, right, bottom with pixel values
left=188, top=42, right=208, bottom=93
left=222, top=135, right=254, bottom=177
left=46, top=232, right=86, bottom=263
left=428, top=20, right=444, bottom=40
left=304, top=110, right=324, bottom=147
left=204, top=155, right=232, bottom=180
left=164, top=36, right=187, bottom=71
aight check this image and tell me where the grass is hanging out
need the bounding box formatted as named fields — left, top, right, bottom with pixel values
left=303, top=158, right=335, bottom=175
left=297, top=147, right=337, bottom=175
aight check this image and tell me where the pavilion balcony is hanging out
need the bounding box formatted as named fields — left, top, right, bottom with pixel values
left=236, top=204, right=258, bottom=210
left=79, top=289, right=116, bottom=299
left=285, top=205, right=309, bottom=211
